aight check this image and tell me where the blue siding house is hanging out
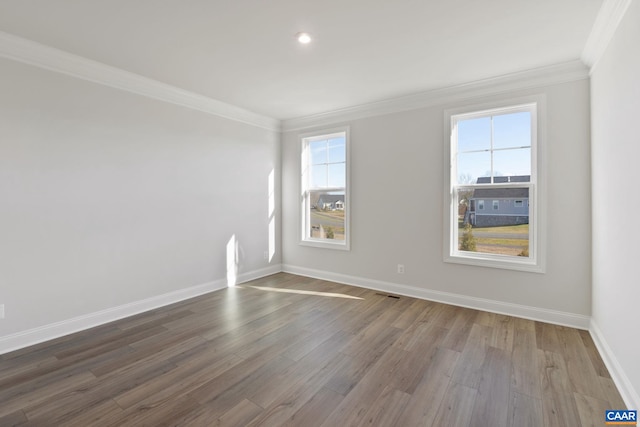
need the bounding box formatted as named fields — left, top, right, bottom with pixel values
left=464, top=175, right=530, bottom=227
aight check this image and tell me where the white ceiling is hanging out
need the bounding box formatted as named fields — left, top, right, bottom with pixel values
left=0, top=0, right=603, bottom=120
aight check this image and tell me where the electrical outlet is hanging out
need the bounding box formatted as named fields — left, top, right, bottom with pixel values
left=397, top=264, right=405, bottom=274
left=0, top=304, right=4, bottom=319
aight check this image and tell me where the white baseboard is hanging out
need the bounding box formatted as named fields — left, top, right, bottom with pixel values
left=0, top=264, right=282, bottom=355
left=282, top=264, right=591, bottom=329
left=589, top=319, right=640, bottom=410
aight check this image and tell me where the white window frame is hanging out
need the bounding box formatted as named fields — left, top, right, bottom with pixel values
left=300, top=127, right=350, bottom=250
left=443, top=96, right=546, bottom=273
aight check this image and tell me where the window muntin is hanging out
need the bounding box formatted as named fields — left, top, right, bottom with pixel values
left=301, top=128, right=349, bottom=249
left=445, top=102, right=542, bottom=272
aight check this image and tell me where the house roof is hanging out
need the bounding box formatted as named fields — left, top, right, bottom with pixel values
left=476, top=175, right=530, bottom=184
left=316, top=194, right=345, bottom=205
left=473, top=188, right=529, bottom=199
left=472, top=175, right=530, bottom=199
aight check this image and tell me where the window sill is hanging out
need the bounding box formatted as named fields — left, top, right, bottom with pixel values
left=300, top=239, right=350, bottom=251
left=445, top=252, right=545, bottom=273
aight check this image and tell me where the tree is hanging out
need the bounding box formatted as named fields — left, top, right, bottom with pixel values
left=324, top=226, right=334, bottom=239
left=459, top=223, right=477, bottom=251
left=457, top=173, right=475, bottom=212
left=458, top=173, right=475, bottom=184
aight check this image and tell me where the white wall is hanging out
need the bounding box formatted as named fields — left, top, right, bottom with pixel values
left=590, top=0, right=640, bottom=409
left=282, top=78, right=592, bottom=324
left=0, top=58, right=281, bottom=343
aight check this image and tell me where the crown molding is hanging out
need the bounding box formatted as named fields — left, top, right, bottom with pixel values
left=0, top=31, right=281, bottom=132
left=282, top=60, right=589, bottom=132
left=581, top=0, right=633, bottom=69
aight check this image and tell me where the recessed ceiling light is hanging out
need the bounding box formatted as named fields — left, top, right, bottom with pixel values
left=296, top=32, right=312, bottom=44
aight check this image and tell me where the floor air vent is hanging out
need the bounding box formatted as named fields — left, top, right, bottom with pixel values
left=375, top=293, right=400, bottom=299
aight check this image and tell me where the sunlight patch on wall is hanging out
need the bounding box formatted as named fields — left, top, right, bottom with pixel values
left=226, top=234, right=238, bottom=287
left=268, top=169, right=276, bottom=262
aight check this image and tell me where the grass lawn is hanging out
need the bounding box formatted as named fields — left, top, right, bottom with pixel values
left=471, top=224, right=529, bottom=235
left=458, top=223, right=529, bottom=256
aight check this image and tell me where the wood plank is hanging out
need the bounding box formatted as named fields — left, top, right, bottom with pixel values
left=282, top=387, right=344, bottom=427
left=215, top=398, right=264, bottom=427
left=440, top=306, right=478, bottom=352
left=244, top=353, right=351, bottom=427
left=105, top=394, right=201, bottom=427
left=391, top=298, right=435, bottom=329
left=386, top=323, right=449, bottom=394
left=356, top=385, right=411, bottom=427
left=323, top=326, right=403, bottom=396
left=599, top=376, right=627, bottom=409
left=114, top=351, right=243, bottom=410
left=247, top=331, right=351, bottom=409
left=574, top=392, right=611, bottom=427
left=556, top=326, right=608, bottom=401
left=0, top=345, right=132, bottom=392
left=450, top=323, right=493, bottom=389
left=491, top=314, right=515, bottom=351
left=90, top=334, right=205, bottom=377
left=469, top=346, right=512, bottom=427
left=578, top=329, right=611, bottom=378
left=23, top=358, right=174, bottom=421
left=511, top=327, right=542, bottom=398
left=538, top=349, right=582, bottom=427
left=394, top=347, right=460, bottom=426
left=38, top=398, right=123, bottom=427
left=535, top=322, right=563, bottom=353
left=0, top=370, right=96, bottom=419
left=506, top=391, right=544, bottom=427
left=0, top=410, right=28, bottom=426
left=432, top=381, right=478, bottom=427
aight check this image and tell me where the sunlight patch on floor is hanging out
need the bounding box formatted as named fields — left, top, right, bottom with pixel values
left=239, top=285, right=363, bottom=300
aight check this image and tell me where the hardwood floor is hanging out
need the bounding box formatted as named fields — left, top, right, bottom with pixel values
left=0, top=273, right=625, bottom=426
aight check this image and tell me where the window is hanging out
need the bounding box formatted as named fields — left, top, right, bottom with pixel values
left=300, top=127, right=349, bottom=250
left=444, top=99, right=544, bottom=272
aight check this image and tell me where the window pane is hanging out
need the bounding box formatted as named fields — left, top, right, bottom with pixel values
left=459, top=185, right=530, bottom=257
left=310, top=164, right=327, bottom=188
left=493, top=112, right=531, bottom=149
left=493, top=148, right=531, bottom=177
left=458, top=117, right=491, bottom=152
left=309, top=190, right=345, bottom=241
left=457, top=151, right=491, bottom=184
left=310, top=140, right=327, bottom=165
left=328, top=137, right=346, bottom=163
left=328, top=163, right=345, bottom=187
